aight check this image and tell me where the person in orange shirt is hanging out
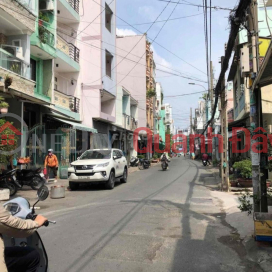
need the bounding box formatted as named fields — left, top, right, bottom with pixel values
left=44, top=149, right=59, bottom=182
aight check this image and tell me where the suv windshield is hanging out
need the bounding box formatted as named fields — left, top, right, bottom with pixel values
left=80, top=150, right=111, bottom=160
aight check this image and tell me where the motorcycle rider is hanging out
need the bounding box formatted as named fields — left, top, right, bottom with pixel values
left=202, top=153, right=211, bottom=165
left=0, top=205, right=47, bottom=272
left=160, top=152, right=170, bottom=168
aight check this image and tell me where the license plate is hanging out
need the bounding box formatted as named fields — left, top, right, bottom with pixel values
left=78, top=176, right=90, bottom=179
left=40, top=173, right=44, bottom=177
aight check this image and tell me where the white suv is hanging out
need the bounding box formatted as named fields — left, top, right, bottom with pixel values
left=68, top=149, right=128, bottom=190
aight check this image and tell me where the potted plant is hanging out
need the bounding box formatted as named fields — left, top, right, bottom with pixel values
left=0, top=97, right=9, bottom=114
left=4, top=75, right=12, bottom=89
left=229, top=174, right=238, bottom=187
left=233, top=160, right=252, bottom=187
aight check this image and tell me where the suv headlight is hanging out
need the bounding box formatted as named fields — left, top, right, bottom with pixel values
left=96, top=162, right=109, bottom=168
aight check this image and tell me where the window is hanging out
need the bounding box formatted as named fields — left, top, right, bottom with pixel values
left=12, top=40, right=21, bottom=47
left=80, top=150, right=111, bottom=160
left=105, top=3, right=113, bottom=32
left=118, top=151, right=123, bottom=158
left=106, top=50, right=113, bottom=78
left=30, top=58, right=36, bottom=81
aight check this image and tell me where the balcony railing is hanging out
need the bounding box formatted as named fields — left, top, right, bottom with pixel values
left=70, top=96, right=80, bottom=113
left=57, top=36, right=70, bottom=56
left=0, top=48, right=28, bottom=78
left=69, top=43, right=80, bottom=63
left=16, top=0, right=37, bottom=14
left=54, top=89, right=80, bottom=113
left=68, top=0, right=80, bottom=13
left=38, top=25, right=54, bottom=47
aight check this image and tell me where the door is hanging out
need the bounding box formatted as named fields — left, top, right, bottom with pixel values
left=112, top=150, right=122, bottom=176
left=118, top=150, right=127, bottom=173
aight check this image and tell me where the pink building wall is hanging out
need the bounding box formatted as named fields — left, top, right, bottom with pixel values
left=79, top=0, right=116, bottom=127
left=116, top=35, right=147, bottom=128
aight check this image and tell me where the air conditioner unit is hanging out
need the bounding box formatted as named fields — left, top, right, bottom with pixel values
left=39, top=0, right=54, bottom=11
left=1, top=45, right=24, bottom=61
left=240, top=45, right=250, bottom=77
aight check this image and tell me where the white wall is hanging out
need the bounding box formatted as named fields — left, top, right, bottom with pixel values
left=116, top=35, right=146, bottom=128
left=101, top=0, right=116, bottom=96
left=79, top=0, right=117, bottom=127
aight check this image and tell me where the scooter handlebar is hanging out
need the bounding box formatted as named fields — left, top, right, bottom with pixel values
left=43, top=220, right=56, bottom=227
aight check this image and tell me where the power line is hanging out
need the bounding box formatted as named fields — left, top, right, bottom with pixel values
left=0, top=3, right=207, bottom=83
left=202, top=0, right=251, bottom=135
left=0, top=2, right=207, bottom=79
left=90, top=0, right=172, bottom=88
left=156, top=0, right=233, bottom=11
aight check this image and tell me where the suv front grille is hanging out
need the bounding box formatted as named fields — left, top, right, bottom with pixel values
left=75, top=165, right=94, bottom=170
left=75, top=173, right=95, bottom=177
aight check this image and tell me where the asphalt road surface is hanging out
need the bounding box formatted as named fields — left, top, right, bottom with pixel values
left=40, top=157, right=262, bottom=272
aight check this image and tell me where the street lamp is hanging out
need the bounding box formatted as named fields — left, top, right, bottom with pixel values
left=188, top=83, right=209, bottom=100
left=188, top=83, right=207, bottom=91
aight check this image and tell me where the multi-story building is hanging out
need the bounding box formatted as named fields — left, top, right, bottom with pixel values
left=114, top=85, right=138, bottom=161
left=116, top=34, right=156, bottom=157
left=164, top=103, right=174, bottom=134
left=146, top=41, right=156, bottom=131
left=79, top=0, right=117, bottom=149
left=227, top=1, right=272, bottom=161
left=155, top=82, right=165, bottom=144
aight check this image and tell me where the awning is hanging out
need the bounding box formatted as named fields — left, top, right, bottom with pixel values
left=53, top=117, right=97, bottom=133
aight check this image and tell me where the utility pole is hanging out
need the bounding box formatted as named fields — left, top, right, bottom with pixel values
left=248, top=0, right=267, bottom=212
left=220, top=55, right=229, bottom=191
left=190, top=107, right=192, bottom=135
left=210, top=61, right=216, bottom=162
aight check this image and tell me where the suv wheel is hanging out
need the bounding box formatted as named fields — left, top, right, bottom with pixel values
left=105, top=171, right=115, bottom=189
left=69, top=181, right=79, bottom=191
left=120, top=167, right=127, bottom=183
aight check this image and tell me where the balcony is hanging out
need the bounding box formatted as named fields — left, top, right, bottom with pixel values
left=57, top=0, right=80, bottom=24
left=39, top=25, right=55, bottom=47
left=56, top=35, right=80, bottom=72
left=0, top=66, right=35, bottom=99
left=0, top=48, right=29, bottom=78
left=69, top=43, right=80, bottom=63
left=0, top=1, right=36, bottom=33
left=54, top=89, right=80, bottom=113
left=16, top=0, right=37, bottom=14
left=68, top=0, right=80, bottom=13
left=146, top=68, right=150, bottom=78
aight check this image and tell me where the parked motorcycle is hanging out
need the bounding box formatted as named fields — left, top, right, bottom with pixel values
left=16, top=167, right=46, bottom=190
left=3, top=185, right=56, bottom=272
left=0, top=169, right=19, bottom=196
left=138, top=158, right=150, bottom=170
left=130, top=156, right=139, bottom=167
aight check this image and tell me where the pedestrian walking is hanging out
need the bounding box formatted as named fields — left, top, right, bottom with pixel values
left=44, top=149, right=59, bottom=182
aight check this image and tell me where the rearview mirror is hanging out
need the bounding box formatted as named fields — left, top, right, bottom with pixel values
left=113, top=155, right=117, bottom=160
left=37, top=186, right=49, bottom=201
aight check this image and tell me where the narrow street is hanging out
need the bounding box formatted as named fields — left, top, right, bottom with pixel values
left=36, top=157, right=262, bottom=272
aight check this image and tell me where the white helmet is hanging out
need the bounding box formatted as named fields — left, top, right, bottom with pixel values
left=48, top=149, right=53, bottom=152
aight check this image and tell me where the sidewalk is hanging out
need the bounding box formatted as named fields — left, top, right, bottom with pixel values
left=201, top=166, right=272, bottom=272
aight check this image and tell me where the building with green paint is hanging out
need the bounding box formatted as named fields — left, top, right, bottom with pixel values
left=0, top=0, right=96, bottom=178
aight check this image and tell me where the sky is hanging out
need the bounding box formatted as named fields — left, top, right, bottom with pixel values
left=116, top=0, right=238, bottom=130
